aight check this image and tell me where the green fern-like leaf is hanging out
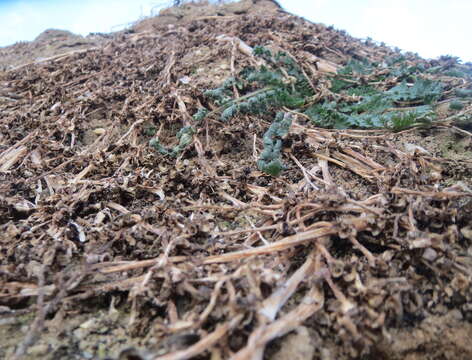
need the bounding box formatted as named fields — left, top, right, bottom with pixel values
left=449, top=100, right=464, bottom=110
left=387, top=78, right=443, bottom=104
left=456, top=89, right=472, bottom=98
left=388, top=112, right=418, bottom=131
left=193, top=107, right=209, bottom=121
left=149, top=126, right=195, bottom=157
left=257, top=158, right=285, bottom=176
left=221, top=104, right=239, bottom=122
left=258, top=112, right=292, bottom=176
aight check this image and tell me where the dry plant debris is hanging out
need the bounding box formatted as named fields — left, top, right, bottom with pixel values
left=1, top=1, right=472, bottom=359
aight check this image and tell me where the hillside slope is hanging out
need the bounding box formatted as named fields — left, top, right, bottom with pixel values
left=1, top=1, right=472, bottom=359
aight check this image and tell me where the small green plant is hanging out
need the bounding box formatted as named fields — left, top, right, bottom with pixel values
left=193, top=107, right=209, bottom=121
left=305, top=93, right=434, bottom=129
left=388, top=111, right=424, bottom=132
left=426, top=60, right=472, bottom=79
left=195, top=46, right=314, bottom=123
left=387, top=78, right=443, bottom=104
left=149, top=126, right=195, bottom=157
left=455, top=89, right=472, bottom=98
left=144, top=126, right=157, bottom=136
left=444, top=69, right=467, bottom=78
left=157, top=47, right=458, bottom=175
left=330, top=59, right=375, bottom=93
left=257, top=112, right=292, bottom=176
left=449, top=100, right=464, bottom=111
left=305, top=101, right=348, bottom=129
left=304, top=58, right=442, bottom=129
left=203, top=77, right=240, bottom=106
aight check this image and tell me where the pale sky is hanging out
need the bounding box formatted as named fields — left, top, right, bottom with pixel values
left=0, top=0, right=470, bottom=62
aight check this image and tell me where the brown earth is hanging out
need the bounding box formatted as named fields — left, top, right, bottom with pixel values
left=1, top=1, right=472, bottom=359
left=0, top=29, right=109, bottom=72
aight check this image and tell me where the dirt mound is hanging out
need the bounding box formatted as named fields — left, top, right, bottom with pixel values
left=0, top=28, right=108, bottom=72
left=132, top=0, right=281, bottom=32
left=0, top=0, right=279, bottom=72
left=1, top=1, right=472, bottom=359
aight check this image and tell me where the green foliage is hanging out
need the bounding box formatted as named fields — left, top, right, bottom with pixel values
left=346, top=85, right=378, bottom=97
left=245, top=66, right=284, bottom=86
left=427, top=63, right=472, bottom=79
left=444, top=69, right=468, bottom=78
left=198, top=52, right=446, bottom=132
left=387, top=78, right=443, bottom=104
left=193, top=107, right=209, bottom=121
left=330, top=57, right=428, bottom=94
left=388, top=111, right=427, bottom=132
left=149, top=126, right=195, bottom=157
left=343, top=93, right=391, bottom=114
left=194, top=46, right=314, bottom=123
left=180, top=47, right=456, bottom=175
left=329, top=60, right=373, bottom=93
left=144, top=126, right=157, bottom=136
left=253, top=45, right=273, bottom=60
left=257, top=112, right=292, bottom=176
left=305, top=101, right=348, bottom=129
left=338, top=59, right=374, bottom=76
left=386, top=60, right=426, bottom=80
left=306, top=58, right=443, bottom=129
left=455, top=89, right=472, bottom=98
left=203, top=77, right=237, bottom=106
left=305, top=97, right=433, bottom=130
left=449, top=100, right=464, bottom=111
left=330, top=78, right=352, bottom=94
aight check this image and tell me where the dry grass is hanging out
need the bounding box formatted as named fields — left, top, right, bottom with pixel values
left=1, top=1, right=472, bottom=359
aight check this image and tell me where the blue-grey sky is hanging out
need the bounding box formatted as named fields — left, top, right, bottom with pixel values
left=0, top=0, right=471, bottom=62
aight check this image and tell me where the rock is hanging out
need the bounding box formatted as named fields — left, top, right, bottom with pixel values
left=272, top=326, right=315, bottom=360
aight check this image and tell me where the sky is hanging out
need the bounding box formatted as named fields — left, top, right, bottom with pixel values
left=0, top=0, right=471, bottom=62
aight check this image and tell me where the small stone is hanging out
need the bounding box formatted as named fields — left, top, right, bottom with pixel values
left=460, top=226, right=472, bottom=240
left=272, top=326, right=315, bottom=360
left=82, top=351, right=94, bottom=359
left=179, top=76, right=191, bottom=84
left=449, top=309, right=463, bottom=321
left=13, top=199, right=35, bottom=213
left=422, top=247, right=438, bottom=262
left=27, top=343, right=49, bottom=356
left=73, top=328, right=87, bottom=340
left=404, top=143, right=430, bottom=155
left=80, top=318, right=97, bottom=329
left=93, top=128, right=106, bottom=135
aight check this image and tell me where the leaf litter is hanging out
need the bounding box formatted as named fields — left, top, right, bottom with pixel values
left=1, top=1, right=472, bottom=359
